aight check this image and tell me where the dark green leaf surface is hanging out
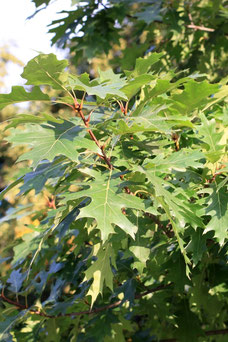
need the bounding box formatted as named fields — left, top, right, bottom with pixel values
left=0, top=48, right=227, bottom=342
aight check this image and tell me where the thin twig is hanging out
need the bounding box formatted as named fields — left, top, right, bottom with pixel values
left=145, top=212, right=174, bottom=238
left=74, top=102, right=113, bottom=169
left=1, top=286, right=228, bottom=339
left=187, top=24, right=215, bottom=32
left=0, top=283, right=172, bottom=318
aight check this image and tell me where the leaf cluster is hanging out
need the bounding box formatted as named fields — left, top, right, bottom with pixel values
left=0, top=52, right=227, bottom=341
left=31, top=0, right=228, bottom=81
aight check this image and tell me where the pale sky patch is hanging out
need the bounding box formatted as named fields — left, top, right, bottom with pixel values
left=0, top=0, right=72, bottom=90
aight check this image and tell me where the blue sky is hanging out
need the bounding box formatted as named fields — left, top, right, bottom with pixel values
left=0, top=0, right=72, bottom=90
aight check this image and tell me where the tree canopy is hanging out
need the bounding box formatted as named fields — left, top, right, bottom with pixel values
left=0, top=1, right=227, bottom=341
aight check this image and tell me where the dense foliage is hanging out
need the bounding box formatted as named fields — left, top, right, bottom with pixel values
left=0, top=1, right=228, bottom=341
left=0, top=51, right=227, bottom=341
left=31, top=0, right=228, bottom=80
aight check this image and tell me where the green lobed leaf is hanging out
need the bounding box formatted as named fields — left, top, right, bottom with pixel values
left=7, top=269, right=26, bottom=293
left=120, top=74, right=154, bottom=99
left=204, top=182, right=228, bottom=245
left=143, top=149, right=205, bottom=172
left=5, top=113, right=63, bottom=130
left=98, top=68, right=127, bottom=89
left=21, top=53, right=68, bottom=90
left=139, top=168, right=204, bottom=229
left=197, top=113, right=224, bottom=163
left=0, top=86, right=49, bottom=110
left=62, top=168, right=150, bottom=241
left=113, top=115, right=193, bottom=135
left=133, top=52, right=164, bottom=76
left=67, top=74, right=128, bottom=100
left=19, top=160, right=68, bottom=195
left=6, top=120, right=100, bottom=168
left=172, top=80, right=219, bottom=114
left=84, top=243, right=116, bottom=306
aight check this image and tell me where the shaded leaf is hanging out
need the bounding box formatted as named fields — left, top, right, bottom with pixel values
left=7, top=269, right=26, bottom=293
left=114, top=279, right=136, bottom=307
left=186, top=228, right=207, bottom=267
left=175, top=300, right=203, bottom=342
left=19, top=160, right=67, bottom=195
left=129, top=245, right=150, bottom=273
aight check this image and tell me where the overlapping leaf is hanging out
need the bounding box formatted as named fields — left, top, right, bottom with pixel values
left=138, top=167, right=205, bottom=275
left=84, top=243, right=116, bottom=306
left=67, top=73, right=128, bottom=100
left=141, top=168, right=204, bottom=228
left=172, top=80, right=219, bottom=114
left=62, top=168, right=149, bottom=241
left=204, top=182, right=228, bottom=245
left=6, top=120, right=100, bottom=168
left=197, top=113, right=224, bottom=163
left=113, top=115, right=194, bottom=135
left=19, top=160, right=68, bottom=195
left=143, top=149, right=204, bottom=172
